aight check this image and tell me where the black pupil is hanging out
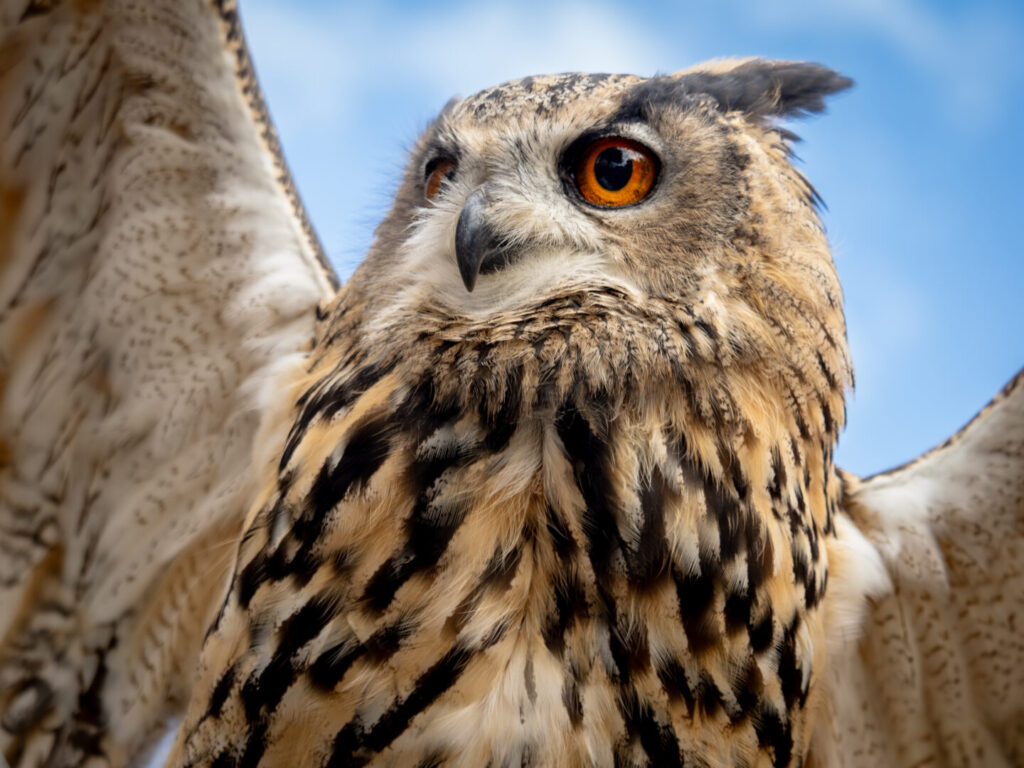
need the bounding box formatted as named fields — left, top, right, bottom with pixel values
left=593, top=147, right=633, bottom=191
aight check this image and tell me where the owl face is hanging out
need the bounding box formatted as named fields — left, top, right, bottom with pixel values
left=358, top=61, right=851, bottom=358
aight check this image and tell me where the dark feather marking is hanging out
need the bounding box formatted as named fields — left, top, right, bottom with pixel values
left=673, top=565, right=718, bottom=655
left=541, top=565, right=589, bottom=657
left=237, top=723, right=268, bottom=768
left=331, top=548, right=354, bottom=576
left=816, top=350, right=838, bottom=389
left=777, top=621, right=805, bottom=709
left=754, top=703, right=793, bottom=768
left=307, top=412, right=397, bottom=521
left=732, top=660, right=762, bottom=723
left=240, top=597, right=335, bottom=726
left=562, top=675, right=584, bottom=728
left=554, top=402, right=620, bottom=579
left=656, top=659, right=696, bottom=717
left=479, top=368, right=522, bottom=451
left=620, top=695, right=682, bottom=768
left=445, top=544, right=523, bottom=638
left=821, top=398, right=835, bottom=436
left=203, top=664, right=237, bottom=722
left=695, top=672, right=724, bottom=718
left=362, top=498, right=470, bottom=613
left=724, top=450, right=750, bottom=501
left=788, top=487, right=806, bottom=535
left=793, top=408, right=810, bottom=440
left=329, top=645, right=475, bottom=764
left=614, top=621, right=651, bottom=679
left=631, top=465, right=670, bottom=588
left=804, top=571, right=821, bottom=609
left=479, top=540, right=523, bottom=589
left=309, top=619, right=414, bottom=698
left=524, top=654, right=537, bottom=706
left=280, top=361, right=394, bottom=470
left=236, top=553, right=269, bottom=610
left=255, top=413, right=400, bottom=602
left=769, top=445, right=787, bottom=500
left=403, top=443, right=473, bottom=503
left=397, top=375, right=462, bottom=441
left=591, top=577, right=674, bottom=767
left=724, top=589, right=752, bottom=632
left=309, top=641, right=365, bottom=692
left=694, top=318, right=718, bottom=342
left=266, top=534, right=321, bottom=591
left=703, top=466, right=745, bottom=563
left=791, top=548, right=810, bottom=595
left=326, top=719, right=365, bottom=768
left=749, top=606, right=775, bottom=654
left=545, top=504, right=578, bottom=558
left=366, top=620, right=417, bottom=665
left=403, top=398, right=479, bottom=501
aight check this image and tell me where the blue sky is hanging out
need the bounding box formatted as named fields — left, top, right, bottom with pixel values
left=242, top=0, right=1023, bottom=477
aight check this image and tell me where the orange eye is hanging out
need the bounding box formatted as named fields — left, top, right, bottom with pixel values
left=425, top=158, right=457, bottom=201
left=574, top=137, right=656, bottom=207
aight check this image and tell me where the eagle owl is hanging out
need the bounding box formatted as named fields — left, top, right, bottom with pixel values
left=0, top=2, right=1021, bottom=768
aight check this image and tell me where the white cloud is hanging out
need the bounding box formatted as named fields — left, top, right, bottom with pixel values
left=241, top=0, right=674, bottom=130
left=394, top=2, right=672, bottom=91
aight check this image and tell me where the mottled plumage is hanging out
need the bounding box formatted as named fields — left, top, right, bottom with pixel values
left=0, top=2, right=1021, bottom=768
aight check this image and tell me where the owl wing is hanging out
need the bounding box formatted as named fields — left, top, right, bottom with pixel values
left=822, top=370, right=1024, bottom=766
left=0, top=1, right=336, bottom=764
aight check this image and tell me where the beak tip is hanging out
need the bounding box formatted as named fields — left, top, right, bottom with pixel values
left=457, top=260, right=478, bottom=292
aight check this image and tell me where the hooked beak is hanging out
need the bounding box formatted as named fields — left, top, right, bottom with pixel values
left=454, top=187, right=519, bottom=292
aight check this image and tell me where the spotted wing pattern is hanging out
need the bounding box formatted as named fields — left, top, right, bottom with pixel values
left=818, top=371, right=1024, bottom=767
left=0, top=1, right=334, bottom=764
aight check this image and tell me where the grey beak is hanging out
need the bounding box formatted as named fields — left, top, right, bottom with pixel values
left=454, top=188, right=523, bottom=292
left=454, top=188, right=492, bottom=292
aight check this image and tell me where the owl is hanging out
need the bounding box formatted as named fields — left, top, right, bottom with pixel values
left=0, top=2, right=1021, bottom=768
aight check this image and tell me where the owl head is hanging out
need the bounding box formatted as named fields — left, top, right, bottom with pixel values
left=347, top=59, right=853, bottom=430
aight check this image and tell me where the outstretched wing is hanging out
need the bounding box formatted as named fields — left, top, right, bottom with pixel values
left=821, top=370, right=1024, bottom=767
left=0, top=1, right=336, bottom=764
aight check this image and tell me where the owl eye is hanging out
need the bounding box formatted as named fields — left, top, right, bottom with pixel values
left=574, top=137, right=657, bottom=207
left=424, top=157, right=457, bottom=201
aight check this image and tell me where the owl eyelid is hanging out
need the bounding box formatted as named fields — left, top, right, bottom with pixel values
left=423, top=154, right=457, bottom=182
left=563, top=123, right=662, bottom=156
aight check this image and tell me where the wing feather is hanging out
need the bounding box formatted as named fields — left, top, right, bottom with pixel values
left=818, top=369, right=1024, bottom=766
left=0, top=1, right=336, bottom=763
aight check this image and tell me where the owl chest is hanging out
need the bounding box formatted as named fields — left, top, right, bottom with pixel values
left=342, top=541, right=623, bottom=768
left=278, top=376, right=798, bottom=765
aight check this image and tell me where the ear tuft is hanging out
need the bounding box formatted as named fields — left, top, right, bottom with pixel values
left=678, top=59, right=852, bottom=119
